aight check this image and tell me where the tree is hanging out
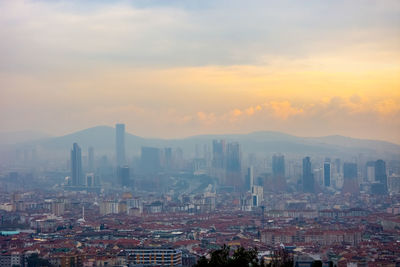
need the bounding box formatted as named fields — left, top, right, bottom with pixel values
left=26, top=253, right=52, bottom=267
left=194, top=245, right=264, bottom=267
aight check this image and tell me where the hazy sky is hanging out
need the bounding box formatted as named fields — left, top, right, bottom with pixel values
left=1, top=0, right=399, bottom=143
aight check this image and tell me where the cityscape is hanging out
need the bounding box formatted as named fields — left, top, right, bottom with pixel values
left=0, top=124, right=399, bottom=266
left=1, top=1, right=400, bottom=267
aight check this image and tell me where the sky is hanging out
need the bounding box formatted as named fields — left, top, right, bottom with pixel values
left=0, top=0, right=399, bottom=143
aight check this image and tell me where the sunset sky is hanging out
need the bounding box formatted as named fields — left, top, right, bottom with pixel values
left=1, top=0, right=399, bottom=143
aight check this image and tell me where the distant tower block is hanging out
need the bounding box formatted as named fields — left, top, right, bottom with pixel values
left=272, top=154, right=286, bottom=191
left=342, top=162, right=359, bottom=195
left=302, top=157, right=314, bottom=193
left=115, top=123, right=126, bottom=167
left=324, top=162, right=331, bottom=187
left=71, top=143, right=83, bottom=186
left=88, top=146, right=94, bottom=172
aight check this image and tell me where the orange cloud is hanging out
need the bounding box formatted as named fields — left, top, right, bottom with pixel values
left=232, top=109, right=242, bottom=116
left=268, top=101, right=304, bottom=120
left=197, top=111, right=217, bottom=125
left=245, top=107, right=255, bottom=115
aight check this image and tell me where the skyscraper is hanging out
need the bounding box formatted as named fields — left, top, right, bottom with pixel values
left=365, top=161, right=375, bottom=182
left=302, top=156, right=314, bottom=193
left=141, top=147, right=161, bottom=174
left=118, top=166, right=130, bottom=187
left=88, top=146, right=94, bottom=172
left=342, top=162, right=359, bottom=194
left=272, top=154, right=285, bottom=177
left=164, top=147, right=172, bottom=170
left=324, top=162, right=331, bottom=187
left=211, top=140, right=227, bottom=185
left=272, top=154, right=286, bottom=191
left=115, top=123, right=126, bottom=167
left=226, top=142, right=242, bottom=188
left=343, top=163, right=357, bottom=179
left=245, top=166, right=254, bottom=191
left=373, top=159, right=388, bottom=194
left=71, top=143, right=83, bottom=186
left=226, top=142, right=241, bottom=172
left=212, top=140, right=226, bottom=169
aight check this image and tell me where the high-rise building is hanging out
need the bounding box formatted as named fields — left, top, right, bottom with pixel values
left=164, top=147, right=172, bottom=170
left=342, top=162, right=359, bottom=194
left=88, top=146, right=94, bottom=172
left=272, top=154, right=286, bottom=191
left=226, top=142, right=242, bottom=189
left=365, top=161, right=375, bottom=183
left=302, top=157, right=314, bottom=193
left=334, top=158, right=341, bottom=174
left=212, top=140, right=226, bottom=169
left=115, top=123, right=126, bottom=167
left=245, top=166, right=254, bottom=191
left=373, top=159, right=388, bottom=194
left=118, top=166, right=130, bottom=187
left=272, top=154, right=285, bottom=177
left=344, top=163, right=357, bottom=179
left=141, top=147, right=161, bottom=173
left=324, top=162, right=331, bottom=187
left=71, top=143, right=83, bottom=186
left=226, top=142, right=241, bottom=172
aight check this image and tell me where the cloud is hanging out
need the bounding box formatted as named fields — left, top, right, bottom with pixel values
left=0, top=1, right=399, bottom=143
left=197, top=112, right=217, bottom=125
left=0, top=0, right=399, bottom=72
left=267, top=101, right=304, bottom=120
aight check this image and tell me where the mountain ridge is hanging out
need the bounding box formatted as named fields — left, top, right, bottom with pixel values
left=4, top=126, right=400, bottom=155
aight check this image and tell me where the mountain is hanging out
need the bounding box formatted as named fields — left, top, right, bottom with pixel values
left=11, top=126, right=400, bottom=157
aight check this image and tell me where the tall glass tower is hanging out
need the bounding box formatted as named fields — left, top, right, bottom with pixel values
left=71, top=143, right=83, bottom=186
left=115, top=123, right=126, bottom=167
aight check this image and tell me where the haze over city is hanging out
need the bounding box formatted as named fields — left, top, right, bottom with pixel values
left=1, top=1, right=400, bottom=267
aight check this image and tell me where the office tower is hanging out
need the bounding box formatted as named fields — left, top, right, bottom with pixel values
left=334, top=158, right=341, bottom=174
left=324, top=162, right=331, bottom=187
left=141, top=147, right=161, bottom=173
left=245, top=166, right=254, bottom=191
left=211, top=140, right=227, bottom=185
left=226, top=142, right=241, bottom=172
left=272, top=154, right=286, bottom=191
left=88, top=146, right=94, bottom=172
left=212, top=140, right=226, bottom=169
left=173, top=147, right=184, bottom=170
left=164, top=147, right=172, bottom=170
left=344, top=163, right=357, bottom=179
left=226, top=142, right=242, bottom=189
left=365, top=161, right=375, bottom=182
left=372, top=159, right=388, bottom=194
left=118, top=166, right=130, bottom=187
left=342, top=162, right=359, bottom=194
left=302, top=156, right=314, bottom=193
left=71, top=143, right=83, bottom=186
left=115, top=123, right=126, bottom=167
left=272, top=154, right=285, bottom=177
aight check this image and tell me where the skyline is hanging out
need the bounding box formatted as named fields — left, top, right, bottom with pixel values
left=1, top=0, right=399, bottom=143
